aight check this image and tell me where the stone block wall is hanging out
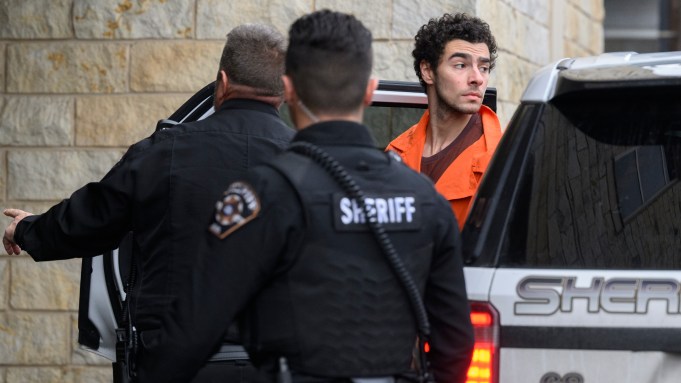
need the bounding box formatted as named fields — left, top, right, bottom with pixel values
left=0, top=0, right=603, bottom=380
left=479, top=0, right=605, bottom=124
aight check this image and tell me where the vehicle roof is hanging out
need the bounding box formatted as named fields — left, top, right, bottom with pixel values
left=521, top=50, right=681, bottom=102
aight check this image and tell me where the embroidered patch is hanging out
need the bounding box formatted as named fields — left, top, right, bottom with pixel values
left=209, top=181, right=261, bottom=239
left=333, top=192, right=421, bottom=232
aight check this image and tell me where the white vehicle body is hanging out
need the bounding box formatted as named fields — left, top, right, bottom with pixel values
left=466, top=268, right=681, bottom=382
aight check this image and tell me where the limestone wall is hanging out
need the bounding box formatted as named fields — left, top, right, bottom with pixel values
left=0, top=0, right=603, bottom=380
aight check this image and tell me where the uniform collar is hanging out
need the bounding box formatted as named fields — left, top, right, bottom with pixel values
left=292, top=120, right=377, bottom=148
left=216, top=98, right=281, bottom=117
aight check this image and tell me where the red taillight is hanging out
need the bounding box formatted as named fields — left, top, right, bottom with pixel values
left=466, top=302, right=499, bottom=383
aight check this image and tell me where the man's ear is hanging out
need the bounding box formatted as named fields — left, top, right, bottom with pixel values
left=282, top=75, right=297, bottom=104
left=214, top=70, right=229, bottom=107
left=363, top=78, right=379, bottom=106
left=420, top=60, right=435, bottom=85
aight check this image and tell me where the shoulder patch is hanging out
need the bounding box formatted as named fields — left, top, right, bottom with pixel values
left=209, top=181, right=261, bottom=239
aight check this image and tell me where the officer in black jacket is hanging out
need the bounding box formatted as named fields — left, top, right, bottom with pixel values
left=3, top=24, right=294, bottom=382
left=136, top=10, right=474, bottom=383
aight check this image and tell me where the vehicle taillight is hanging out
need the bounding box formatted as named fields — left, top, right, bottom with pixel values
left=466, top=302, right=499, bottom=383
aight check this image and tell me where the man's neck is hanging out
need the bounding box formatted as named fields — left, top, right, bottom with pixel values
left=220, top=83, right=283, bottom=109
left=424, top=102, right=474, bottom=157
left=294, top=107, right=364, bottom=130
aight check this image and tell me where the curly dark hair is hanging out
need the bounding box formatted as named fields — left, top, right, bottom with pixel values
left=413, top=13, right=497, bottom=88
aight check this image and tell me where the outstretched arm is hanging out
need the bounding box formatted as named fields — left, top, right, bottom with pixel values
left=2, top=208, right=33, bottom=255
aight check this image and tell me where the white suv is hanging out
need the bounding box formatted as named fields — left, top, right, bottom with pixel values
left=463, top=51, right=681, bottom=383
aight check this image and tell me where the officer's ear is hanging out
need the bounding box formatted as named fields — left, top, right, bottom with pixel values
left=363, top=78, right=379, bottom=107
left=214, top=70, right=230, bottom=109
left=282, top=74, right=306, bottom=130
left=282, top=75, right=297, bottom=105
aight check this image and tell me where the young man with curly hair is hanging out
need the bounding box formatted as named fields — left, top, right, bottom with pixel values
left=387, top=13, right=502, bottom=230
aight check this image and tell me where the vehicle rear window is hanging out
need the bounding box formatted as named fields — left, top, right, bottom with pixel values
left=500, top=85, right=681, bottom=269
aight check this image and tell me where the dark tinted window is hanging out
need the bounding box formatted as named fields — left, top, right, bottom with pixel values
left=614, top=146, right=671, bottom=220
left=637, top=146, right=669, bottom=200
left=614, top=150, right=644, bottom=218
left=500, top=85, right=681, bottom=269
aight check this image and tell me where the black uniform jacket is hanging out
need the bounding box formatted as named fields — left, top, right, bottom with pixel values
left=14, top=99, right=294, bottom=371
left=139, top=121, right=474, bottom=383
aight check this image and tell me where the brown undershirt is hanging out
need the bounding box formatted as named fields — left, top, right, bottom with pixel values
left=420, top=113, right=483, bottom=183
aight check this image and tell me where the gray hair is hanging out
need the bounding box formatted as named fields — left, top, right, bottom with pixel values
left=218, top=24, right=286, bottom=96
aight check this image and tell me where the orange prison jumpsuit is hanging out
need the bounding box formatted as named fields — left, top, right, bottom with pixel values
left=386, top=105, right=502, bottom=229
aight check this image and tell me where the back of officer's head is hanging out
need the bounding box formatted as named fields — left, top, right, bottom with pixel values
left=286, top=10, right=373, bottom=114
left=219, top=24, right=286, bottom=97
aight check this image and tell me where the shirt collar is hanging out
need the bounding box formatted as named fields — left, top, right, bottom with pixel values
left=217, top=98, right=281, bottom=117
left=292, top=120, right=377, bottom=147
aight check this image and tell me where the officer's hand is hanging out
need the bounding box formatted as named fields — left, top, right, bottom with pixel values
left=3, top=209, right=32, bottom=255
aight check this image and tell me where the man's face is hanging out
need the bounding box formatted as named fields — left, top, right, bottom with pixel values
left=423, top=39, right=491, bottom=115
